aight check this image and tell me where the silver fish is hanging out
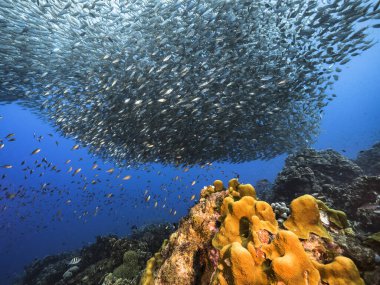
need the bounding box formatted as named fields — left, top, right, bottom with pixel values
left=0, top=0, right=378, bottom=166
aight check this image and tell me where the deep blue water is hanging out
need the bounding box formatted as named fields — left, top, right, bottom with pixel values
left=0, top=27, right=379, bottom=285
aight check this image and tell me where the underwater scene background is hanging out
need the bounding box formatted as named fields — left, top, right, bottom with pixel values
left=1, top=0, right=380, bottom=284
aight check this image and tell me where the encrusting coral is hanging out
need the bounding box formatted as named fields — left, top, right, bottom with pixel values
left=141, top=179, right=365, bottom=285
left=283, top=194, right=331, bottom=240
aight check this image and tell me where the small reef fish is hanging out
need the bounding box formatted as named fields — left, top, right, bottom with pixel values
left=68, top=257, right=81, bottom=265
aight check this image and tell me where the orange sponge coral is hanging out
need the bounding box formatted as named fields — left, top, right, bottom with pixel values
left=212, top=186, right=363, bottom=285
left=238, top=183, right=256, bottom=198
left=214, top=180, right=224, bottom=191
left=283, top=194, right=331, bottom=240
left=142, top=179, right=365, bottom=285
left=263, top=230, right=321, bottom=285
left=216, top=242, right=268, bottom=285
left=212, top=196, right=256, bottom=249
left=212, top=194, right=278, bottom=250
left=312, top=256, right=365, bottom=285
left=316, top=199, right=349, bottom=229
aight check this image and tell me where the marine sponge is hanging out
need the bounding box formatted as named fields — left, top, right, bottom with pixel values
left=212, top=196, right=278, bottom=250
left=216, top=242, right=266, bottom=285
left=238, top=183, right=256, bottom=198
left=316, top=199, right=350, bottom=229
left=211, top=182, right=363, bottom=285
left=140, top=241, right=167, bottom=285
left=312, top=256, right=365, bottom=285
left=263, top=230, right=321, bottom=284
left=283, top=194, right=331, bottom=240
left=214, top=180, right=224, bottom=192
left=201, top=180, right=225, bottom=198
left=141, top=180, right=365, bottom=285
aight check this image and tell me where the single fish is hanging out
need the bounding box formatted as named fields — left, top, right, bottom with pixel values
left=68, top=257, right=81, bottom=265
left=31, top=148, right=41, bottom=155
left=106, top=168, right=114, bottom=174
left=72, top=145, right=80, bottom=150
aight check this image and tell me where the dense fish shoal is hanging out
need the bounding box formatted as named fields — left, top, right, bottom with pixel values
left=0, top=0, right=379, bottom=165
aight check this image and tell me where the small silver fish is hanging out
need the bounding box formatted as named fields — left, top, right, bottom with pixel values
left=31, top=148, right=41, bottom=155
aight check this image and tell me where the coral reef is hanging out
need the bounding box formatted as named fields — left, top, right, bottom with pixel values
left=140, top=181, right=226, bottom=285
left=141, top=178, right=377, bottom=284
left=355, top=142, right=380, bottom=176
left=271, top=148, right=363, bottom=202
left=17, top=147, right=380, bottom=285
left=112, top=250, right=140, bottom=279
left=270, top=148, right=379, bottom=233
left=270, top=202, right=290, bottom=225
left=16, top=224, right=175, bottom=285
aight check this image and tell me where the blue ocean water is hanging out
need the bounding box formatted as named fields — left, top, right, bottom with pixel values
left=0, top=21, right=379, bottom=285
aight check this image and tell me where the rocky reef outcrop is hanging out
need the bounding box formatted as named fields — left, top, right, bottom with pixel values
left=270, top=148, right=364, bottom=202
left=270, top=148, right=380, bottom=233
left=355, top=142, right=380, bottom=176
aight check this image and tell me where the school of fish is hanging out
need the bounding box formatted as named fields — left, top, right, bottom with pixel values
left=0, top=0, right=380, bottom=166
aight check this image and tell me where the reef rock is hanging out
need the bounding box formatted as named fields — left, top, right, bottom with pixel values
left=323, top=176, right=380, bottom=233
left=16, top=224, right=174, bottom=285
left=271, top=148, right=363, bottom=202
left=355, top=142, right=380, bottom=176
left=140, top=181, right=227, bottom=285
left=269, top=148, right=380, bottom=233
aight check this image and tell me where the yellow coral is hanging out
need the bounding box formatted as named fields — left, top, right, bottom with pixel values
left=238, top=183, right=256, bottom=198
left=211, top=182, right=363, bottom=285
left=312, top=256, right=365, bottom=285
left=316, top=199, right=349, bottom=229
left=228, top=178, right=239, bottom=190
left=283, top=194, right=331, bottom=240
left=139, top=257, right=155, bottom=285
left=201, top=180, right=225, bottom=198
left=139, top=239, right=168, bottom=285
left=214, top=180, right=224, bottom=191
left=212, top=194, right=278, bottom=250
left=213, top=196, right=256, bottom=249
left=143, top=180, right=365, bottom=285
left=263, top=230, right=321, bottom=285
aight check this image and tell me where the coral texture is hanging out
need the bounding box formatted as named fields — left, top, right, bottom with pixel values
left=142, top=179, right=366, bottom=285
left=140, top=181, right=226, bottom=285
